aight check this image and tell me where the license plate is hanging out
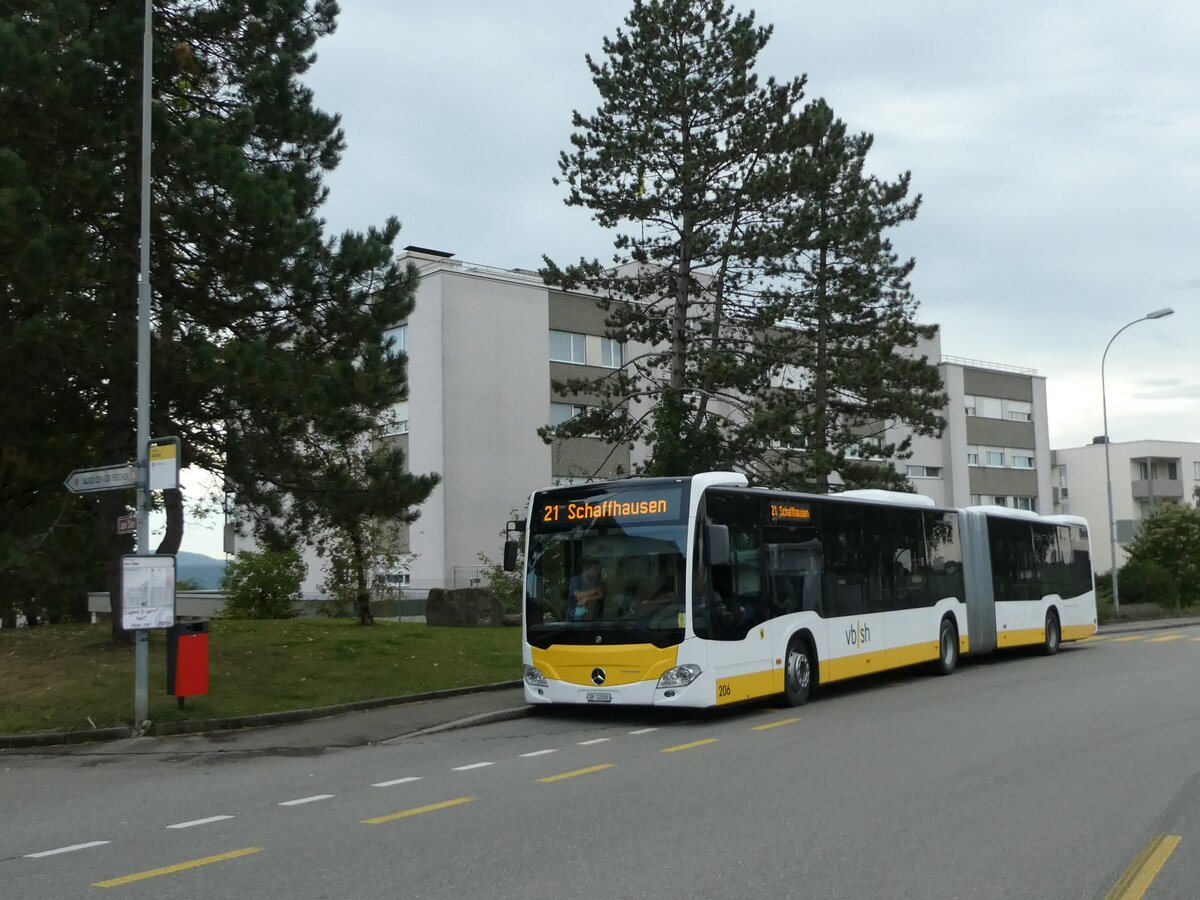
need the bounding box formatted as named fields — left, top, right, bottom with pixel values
left=586, top=691, right=613, bottom=703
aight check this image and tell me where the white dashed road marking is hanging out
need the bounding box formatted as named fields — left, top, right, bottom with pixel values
left=279, top=794, right=334, bottom=806
left=373, top=777, right=422, bottom=787
left=578, top=738, right=611, bottom=746
left=519, top=749, right=558, bottom=758
left=24, top=841, right=110, bottom=859
left=167, top=815, right=235, bottom=829
left=451, top=762, right=495, bottom=771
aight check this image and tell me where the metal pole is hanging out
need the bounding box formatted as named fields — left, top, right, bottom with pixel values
left=134, top=0, right=154, bottom=729
left=1100, top=349, right=1118, bottom=612
left=1100, top=307, right=1175, bottom=613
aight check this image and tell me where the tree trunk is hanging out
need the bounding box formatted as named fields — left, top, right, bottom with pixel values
left=155, top=487, right=184, bottom=555
left=351, top=527, right=374, bottom=626
left=99, top=490, right=136, bottom=643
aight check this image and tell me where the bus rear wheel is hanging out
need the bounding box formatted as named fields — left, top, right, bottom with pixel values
left=783, top=638, right=814, bottom=707
left=934, top=617, right=958, bottom=676
left=1041, top=611, right=1061, bottom=656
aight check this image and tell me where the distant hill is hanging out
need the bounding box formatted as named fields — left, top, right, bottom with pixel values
left=177, top=551, right=227, bottom=590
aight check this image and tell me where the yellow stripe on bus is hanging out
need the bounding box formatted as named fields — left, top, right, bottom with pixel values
left=997, top=628, right=1045, bottom=648
left=531, top=644, right=678, bottom=687
left=1062, top=624, right=1098, bottom=641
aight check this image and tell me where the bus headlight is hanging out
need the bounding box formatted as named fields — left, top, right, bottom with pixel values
left=523, top=664, right=548, bottom=687
left=657, top=664, right=702, bottom=689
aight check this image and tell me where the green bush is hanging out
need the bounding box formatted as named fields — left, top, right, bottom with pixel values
left=1125, top=504, right=1200, bottom=609
left=220, top=548, right=305, bottom=619
left=1118, top=558, right=1180, bottom=609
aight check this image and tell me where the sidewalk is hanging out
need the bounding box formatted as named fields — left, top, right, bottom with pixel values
left=1097, top=615, right=1200, bottom=635
left=2, top=686, right=533, bottom=756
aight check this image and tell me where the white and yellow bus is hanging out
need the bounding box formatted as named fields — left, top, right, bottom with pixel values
left=516, top=472, right=1097, bottom=708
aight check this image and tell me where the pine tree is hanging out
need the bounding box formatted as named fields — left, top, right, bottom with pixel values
left=0, top=1, right=434, bottom=639
left=541, top=0, right=807, bottom=475
left=757, top=99, right=946, bottom=491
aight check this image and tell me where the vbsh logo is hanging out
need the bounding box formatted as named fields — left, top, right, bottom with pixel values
left=844, top=621, right=872, bottom=647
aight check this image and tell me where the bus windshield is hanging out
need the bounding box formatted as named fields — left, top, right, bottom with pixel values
left=525, top=523, right=688, bottom=648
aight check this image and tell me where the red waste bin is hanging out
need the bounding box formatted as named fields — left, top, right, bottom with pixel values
left=166, top=621, right=209, bottom=700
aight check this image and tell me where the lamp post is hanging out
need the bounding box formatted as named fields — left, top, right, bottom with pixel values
left=1101, top=307, right=1174, bottom=611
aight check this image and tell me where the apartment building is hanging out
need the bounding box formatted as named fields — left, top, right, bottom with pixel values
left=238, top=249, right=1056, bottom=593
left=1051, top=440, right=1200, bottom=573
left=889, top=331, right=1052, bottom=513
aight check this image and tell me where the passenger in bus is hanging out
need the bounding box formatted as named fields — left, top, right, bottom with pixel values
left=569, top=557, right=607, bottom=621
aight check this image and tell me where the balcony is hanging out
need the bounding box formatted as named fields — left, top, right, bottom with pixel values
left=1131, top=479, right=1183, bottom=500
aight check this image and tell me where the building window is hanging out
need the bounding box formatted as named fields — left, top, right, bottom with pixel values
left=1166, top=462, right=1178, bottom=481
left=964, top=395, right=976, bottom=416
left=1059, top=466, right=1068, bottom=489
left=383, top=325, right=408, bottom=358
left=1012, top=455, right=1035, bottom=469
left=1004, top=399, right=1033, bottom=421
left=986, top=450, right=1004, bottom=467
left=1195, top=461, right=1200, bottom=480
left=967, top=451, right=980, bottom=466
left=549, top=330, right=586, bottom=364
left=600, top=338, right=623, bottom=368
left=992, top=496, right=1008, bottom=507
left=550, top=402, right=587, bottom=426
left=1014, top=496, right=1036, bottom=511
left=970, top=494, right=982, bottom=505
left=1138, top=461, right=1150, bottom=481
left=907, top=465, right=942, bottom=478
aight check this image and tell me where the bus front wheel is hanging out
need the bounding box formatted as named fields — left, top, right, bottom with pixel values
left=1041, top=611, right=1061, bottom=656
left=934, top=617, right=958, bottom=676
left=783, top=638, right=814, bottom=707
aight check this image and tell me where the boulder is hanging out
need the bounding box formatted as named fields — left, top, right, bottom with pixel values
left=425, top=587, right=505, bottom=628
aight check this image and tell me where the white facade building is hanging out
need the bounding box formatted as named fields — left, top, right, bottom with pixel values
left=1051, top=440, right=1200, bottom=573
left=237, top=249, right=1058, bottom=593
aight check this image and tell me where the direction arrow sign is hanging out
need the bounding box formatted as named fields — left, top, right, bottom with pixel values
left=64, top=464, right=138, bottom=494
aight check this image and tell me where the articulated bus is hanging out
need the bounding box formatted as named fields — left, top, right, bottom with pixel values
left=516, top=472, right=1097, bottom=708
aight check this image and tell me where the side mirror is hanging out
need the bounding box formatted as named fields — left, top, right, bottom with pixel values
left=503, top=540, right=519, bottom=572
left=704, top=524, right=730, bottom=567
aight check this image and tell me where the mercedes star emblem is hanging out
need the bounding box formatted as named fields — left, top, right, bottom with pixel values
left=591, top=667, right=606, bottom=685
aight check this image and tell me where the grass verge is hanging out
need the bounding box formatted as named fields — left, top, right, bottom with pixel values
left=0, top=619, right=521, bottom=735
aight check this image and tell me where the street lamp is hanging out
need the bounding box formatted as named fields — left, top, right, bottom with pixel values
left=1101, top=306, right=1174, bottom=611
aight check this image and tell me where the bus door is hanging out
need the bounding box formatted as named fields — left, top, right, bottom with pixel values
left=820, top=501, right=887, bottom=682
left=699, top=492, right=773, bottom=705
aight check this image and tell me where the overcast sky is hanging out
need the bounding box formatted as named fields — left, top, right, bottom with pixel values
left=172, top=0, right=1200, bottom=557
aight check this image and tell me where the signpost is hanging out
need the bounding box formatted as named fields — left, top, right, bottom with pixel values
left=149, top=438, right=180, bottom=491
left=65, top=433, right=182, bottom=729
left=64, top=465, right=138, bottom=494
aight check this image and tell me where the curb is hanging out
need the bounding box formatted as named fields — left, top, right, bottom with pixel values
left=384, top=706, right=534, bottom=742
left=0, top=725, right=133, bottom=750
left=0, top=680, right=522, bottom=749
left=1097, top=618, right=1200, bottom=636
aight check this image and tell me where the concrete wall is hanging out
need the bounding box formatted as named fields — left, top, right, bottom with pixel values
left=436, top=270, right=553, bottom=584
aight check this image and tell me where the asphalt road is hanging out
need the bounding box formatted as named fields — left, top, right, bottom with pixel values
left=4, top=628, right=1200, bottom=899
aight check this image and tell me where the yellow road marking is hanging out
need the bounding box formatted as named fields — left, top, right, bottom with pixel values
left=753, top=717, right=800, bottom=731
left=1148, top=634, right=1186, bottom=642
left=92, top=847, right=261, bottom=888
left=361, top=796, right=475, bottom=825
left=538, top=764, right=615, bottom=783
left=661, top=738, right=718, bottom=753
left=1082, top=635, right=1111, bottom=642
left=1105, top=834, right=1181, bottom=900
left=1111, top=635, right=1145, bottom=642
left=1191, top=637, right=1200, bottom=642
